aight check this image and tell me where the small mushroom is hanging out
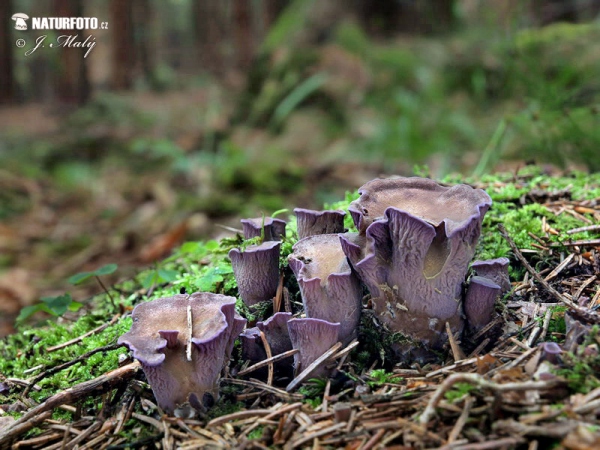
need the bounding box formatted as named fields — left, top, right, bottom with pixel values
left=287, top=318, right=340, bottom=378
left=241, top=217, right=286, bottom=241
left=257, top=312, right=293, bottom=355
left=464, top=276, right=501, bottom=331
left=539, top=341, right=562, bottom=364
left=294, top=208, right=346, bottom=239
left=289, top=234, right=362, bottom=344
left=340, top=177, right=492, bottom=350
left=471, top=257, right=511, bottom=294
left=229, top=241, right=281, bottom=306
left=118, top=292, right=246, bottom=417
left=240, top=327, right=264, bottom=363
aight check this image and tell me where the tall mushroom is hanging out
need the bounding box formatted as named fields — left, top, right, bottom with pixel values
left=289, top=234, right=362, bottom=345
left=471, top=257, right=511, bottom=294
left=241, top=217, right=286, bottom=241
left=287, top=318, right=340, bottom=378
left=229, top=241, right=281, bottom=306
left=294, top=208, right=346, bottom=239
left=340, top=177, right=492, bottom=352
left=118, top=292, right=246, bottom=417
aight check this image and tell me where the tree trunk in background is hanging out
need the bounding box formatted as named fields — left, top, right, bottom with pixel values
left=232, top=0, right=254, bottom=70
left=532, top=0, right=578, bottom=25
left=264, top=0, right=289, bottom=29
left=54, top=0, right=90, bottom=104
left=134, top=0, right=155, bottom=86
left=110, top=0, right=135, bottom=89
left=193, top=0, right=226, bottom=74
left=428, top=0, right=456, bottom=33
left=0, top=0, right=13, bottom=104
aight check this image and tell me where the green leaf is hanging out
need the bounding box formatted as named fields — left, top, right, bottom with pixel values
left=68, top=302, right=84, bottom=312
left=204, top=240, right=220, bottom=251
left=197, top=267, right=224, bottom=291
left=141, top=272, right=160, bottom=289
left=42, top=294, right=74, bottom=316
left=157, top=269, right=178, bottom=282
left=92, top=264, right=118, bottom=276
left=16, top=304, right=50, bottom=322
left=180, top=242, right=201, bottom=254
left=68, top=264, right=117, bottom=285
left=68, top=271, right=92, bottom=285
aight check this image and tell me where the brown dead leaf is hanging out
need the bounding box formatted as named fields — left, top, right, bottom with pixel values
left=562, top=425, right=600, bottom=450
left=476, top=354, right=499, bottom=374
left=139, top=220, right=189, bottom=263
left=0, top=269, right=37, bottom=337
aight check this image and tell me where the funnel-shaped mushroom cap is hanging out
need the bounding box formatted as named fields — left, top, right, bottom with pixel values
left=241, top=217, right=286, bottom=241
left=288, top=318, right=340, bottom=378
left=118, top=292, right=246, bottom=416
left=539, top=341, right=562, bottom=364
left=294, top=208, right=346, bottom=239
left=240, top=327, right=265, bottom=363
left=349, top=177, right=491, bottom=235
left=340, top=177, right=492, bottom=350
left=471, top=257, right=511, bottom=294
left=229, top=241, right=281, bottom=306
left=289, top=235, right=362, bottom=345
left=464, top=276, right=501, bottom=331
left=257, top=312, right=293, bottom=355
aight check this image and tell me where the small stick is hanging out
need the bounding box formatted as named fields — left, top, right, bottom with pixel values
left=551, top=238, right=600, bottom=247
left=259, top=330, right=274, bottom=386
left=47, top=315, right=120, bottom=352
left=186, top=304, right=193, bottom=362
left=538, top=308, right=553, bottom=342
left=498, top=224, right=600, bottom=323
left=448, top=396, right=473, bottom=442
left=286, top=342, right=342, bottom=392
left=446, top=322, right=466, bottom=361
left=23, top=343, right=123, bottom=397
left=95, top=276, right=116, bottom=311
left=543, top=254, right=574, bottom=282
left=0, top=362, right=140, bottom=447
left=573, top=275, right=597, bottom=301
left=567, top=224, right=600, bottom=235
left=222, top=378, right=303, bottom=402
left=237, top=349, right=299, bottom=376
left=289, top=422, right=347, bottom=449
left=361, top=428, right=386, bottom=450
left=467, top=338, right=490, bottom=358
left=419, top=372, right=561, bottom=425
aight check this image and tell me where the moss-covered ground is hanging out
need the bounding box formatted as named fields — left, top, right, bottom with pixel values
left=1, top=166, right=599, bottom=448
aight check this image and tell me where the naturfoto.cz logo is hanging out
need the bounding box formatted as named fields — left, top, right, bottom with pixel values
left=12, top=13, right=108, bottom=59
left=11, top=13, right=109, bottom=31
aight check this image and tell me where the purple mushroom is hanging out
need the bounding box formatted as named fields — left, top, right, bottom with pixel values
left=464, top=276, right=501, bottom=331
left=294, top=208, right=346, bottom=239
left=288, top=318, right=340, bottom=378
left=289, top=234, right=362, bottom=345
left=241, top=313, right=293, bottom=366
left=241, top=217, right=286, bottom=241
left=471, top=257, right=511, bottom=294
left=240, top=327, right=265, bottom=363
left=257, top=312, right=293, bottom=355
left=229, top=241, right=281, bottom=306
left=539, top=341, right=562, bottom=364
left=340, top=177, right=492, bottom=350
left=118, top=292, right=246, bottom=417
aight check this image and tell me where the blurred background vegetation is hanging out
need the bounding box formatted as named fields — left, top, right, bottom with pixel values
left=1, top=0, right=599, bottom=334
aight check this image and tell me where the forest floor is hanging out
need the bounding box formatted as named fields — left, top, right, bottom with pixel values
left=1, top=168, right=599, bottom=449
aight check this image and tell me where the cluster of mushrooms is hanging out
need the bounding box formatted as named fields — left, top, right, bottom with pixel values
left=119, top=177, right=512, bottom=416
